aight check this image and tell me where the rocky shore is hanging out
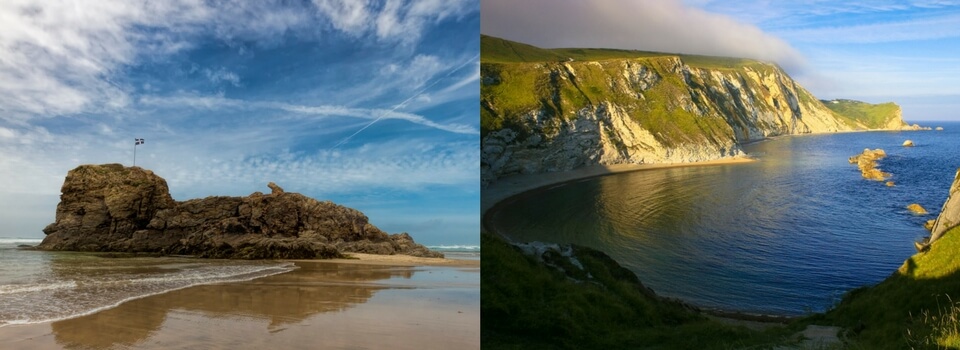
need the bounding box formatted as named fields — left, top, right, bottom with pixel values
left=848, top=148, right=890, bottom=181
left=37, top=164, right=441, bottom=259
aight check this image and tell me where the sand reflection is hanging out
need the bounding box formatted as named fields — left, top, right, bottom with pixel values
left=44, top=262, right=478, bottom=349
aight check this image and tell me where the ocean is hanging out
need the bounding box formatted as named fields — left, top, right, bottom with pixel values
left=0, top=239, right=295, bottom=327
left=490, top=122, right=960, bottom=316
left=0, top=239, right=479, bottom=328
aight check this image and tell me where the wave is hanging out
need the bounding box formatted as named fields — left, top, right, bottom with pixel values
left=0, top=281, right=78, bottom=295
left=0, top=262, right=296, bottom=328
left=0, top=238, right=43, bottom=244
left=427, top=245, right=480, bottom=251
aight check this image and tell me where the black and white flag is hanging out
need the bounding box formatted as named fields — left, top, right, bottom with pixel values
left=135, top=138, right=144, bottom=145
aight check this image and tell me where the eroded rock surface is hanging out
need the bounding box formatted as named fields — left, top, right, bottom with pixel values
left=923, top=168, right=960, bottom=249
left=39, top=164, right=442, bottom=259
left=848, top=148, right=890, bottom=181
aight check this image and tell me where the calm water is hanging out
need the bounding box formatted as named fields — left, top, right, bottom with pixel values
left=491, top=123, right=960, bottom=315
left=0, top=239, right=294, bottom=327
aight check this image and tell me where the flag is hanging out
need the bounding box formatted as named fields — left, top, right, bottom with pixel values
left=135, top=138, right=144, bottom=145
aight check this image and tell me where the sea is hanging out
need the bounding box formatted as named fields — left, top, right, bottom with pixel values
left=490, top=122, right=960, bottom=316
left=0, top=239, right=478, bottom=327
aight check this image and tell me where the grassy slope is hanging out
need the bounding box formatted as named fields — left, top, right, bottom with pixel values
left=481, top=36, right=901, bottom=141
left=821, top=99, right=902, bottom=129
left=816, top=226, right=960, bottom=349
left=481, top=34, right=763, bottom=69
left=480, top=232, right=792, bottom=349
left=480, top=36, right=737, bottom=145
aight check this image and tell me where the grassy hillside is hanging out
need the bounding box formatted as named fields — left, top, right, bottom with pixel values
left=822, top=99, right=903, bottom=129
left=480, top=232, right=793, bottom=349
left=480, top=35, right=765, bottom=70
left=818, top=226, right=960, bottom=349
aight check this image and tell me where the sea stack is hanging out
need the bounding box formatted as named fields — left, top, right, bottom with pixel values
left=38, top=164, right=442, bottom=259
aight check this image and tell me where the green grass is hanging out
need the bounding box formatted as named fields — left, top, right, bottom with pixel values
left=817, top=226, right=960, bottom=349
left=481, top=232, right=792, bottom=349
left=480, top=55, right=737, bottom=146
left=821, top=99, right=903, bottom=129
left=481, top=35, right=769, bottom=70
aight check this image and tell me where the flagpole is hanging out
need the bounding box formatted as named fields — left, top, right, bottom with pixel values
left=133, top=138, right=144, bottom=167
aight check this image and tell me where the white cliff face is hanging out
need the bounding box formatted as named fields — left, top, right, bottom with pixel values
left=481, top=57, right=905, bottom=185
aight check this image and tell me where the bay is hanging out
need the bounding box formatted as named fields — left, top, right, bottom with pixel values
left=490, top=123, right=960, bottom=315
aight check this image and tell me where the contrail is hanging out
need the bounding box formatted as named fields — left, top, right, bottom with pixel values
left=332, top=53, right=480, bottom=149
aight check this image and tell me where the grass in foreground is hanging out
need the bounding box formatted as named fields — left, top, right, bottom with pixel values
left=480, top=232, right=793, bottom=349
left=817, top=226, right=960, bottom=349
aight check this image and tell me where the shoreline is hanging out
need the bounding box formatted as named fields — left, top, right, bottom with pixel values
left=481, top=156, right=755, bottom=235
left=296, top=252, right=480, bottom=268
left=480, top=156, right=811, bottom=323
left=0, top=254, right=479, bottom=349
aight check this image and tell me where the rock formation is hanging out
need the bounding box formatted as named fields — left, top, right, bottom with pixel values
left=920, top=168, right=960, bottom=251
left=936, top=127, right=944, bottom=131
left=480, top=36, right=911, bottom=185
left=907, top=203, right=928, bottom=215
left=38, top=164, right=442, bottom=259
left=848, top=149, right=890, bottom=181
left=902, top=140, right=914, bottom=147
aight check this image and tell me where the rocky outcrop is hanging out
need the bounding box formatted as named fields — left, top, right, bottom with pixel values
left=848, top=149, right=890, bottom=181
left=480, top=37, right=909, bottom=185
left=921, top=168, right=960, bottom=250
left=39, top=164, right=442, bottom=259
left=907, top=203, right=928, bottom=215
left=903, top=140, right=914, bottom=147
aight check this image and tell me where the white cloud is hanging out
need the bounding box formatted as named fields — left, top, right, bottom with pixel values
left=312, top=0, right=374, bottom=35
left=482, top=0, right=808, bottom=72
left=203, top=67, right=242, bottom=86
left=137, top=93, right=478, bottom=135
left=777, top=12, right=960, bottom=43
left=0, top=0, right=473, bottom=121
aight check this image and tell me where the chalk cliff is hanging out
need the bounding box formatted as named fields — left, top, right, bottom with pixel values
left=38, top=164, right=441, bottom=258
left=923, top=168, right=960, bottom=249
left=480, top=36, right=908, bottom=184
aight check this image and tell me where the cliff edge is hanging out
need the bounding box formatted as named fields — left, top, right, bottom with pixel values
left=38, top=164, right=441, bottom=259
left=480, top=36, right=910, bottom=184
left=922, top=168, right=960, bottom=249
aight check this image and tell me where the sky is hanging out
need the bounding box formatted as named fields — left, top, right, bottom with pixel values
left=0, top=0, right=480, bottom=246
left=481, top=0, right=960, bottom=122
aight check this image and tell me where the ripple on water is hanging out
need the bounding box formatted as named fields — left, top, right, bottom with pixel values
left=492, top=125, right=960, bottom=315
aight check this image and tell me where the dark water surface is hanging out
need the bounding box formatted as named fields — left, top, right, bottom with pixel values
left=490, top=123, right=960, bottom=315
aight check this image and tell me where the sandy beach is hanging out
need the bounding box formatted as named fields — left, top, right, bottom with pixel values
left=482, top=158, right=755, bottom=233
left=0, top=255, right=479, bottom=350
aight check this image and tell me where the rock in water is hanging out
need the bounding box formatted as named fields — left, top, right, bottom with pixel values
left=39, top=164, right=442, bottom=259
left=902, top=140, right=914, bottom=147
left=907, top=203, right=928, bottom=215
left=848, top=148, right=890, bottom=181
left=936, top=127, right=944, bottom=131
left=886, top=181, right=895, bottom=187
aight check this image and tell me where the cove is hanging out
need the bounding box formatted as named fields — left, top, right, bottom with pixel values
left=488, top=125, right=960, bottom=315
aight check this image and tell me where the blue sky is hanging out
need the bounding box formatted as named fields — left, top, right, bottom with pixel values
left=482, top=0, right=960, bottom=121
left=0, top=0, right=479, bottom=246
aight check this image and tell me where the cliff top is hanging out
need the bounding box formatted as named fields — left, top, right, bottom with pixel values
left=481, top=35, right=772, bottom=70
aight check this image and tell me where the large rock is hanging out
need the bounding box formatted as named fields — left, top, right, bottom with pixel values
left=848, top=148, right=890, bottom=181
left=922, top=168, right=960, bottom=250
left=39, top=164, right=442, bottom=259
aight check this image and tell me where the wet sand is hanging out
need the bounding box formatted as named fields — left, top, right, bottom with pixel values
left=0, top=258, right=479, bottom=350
